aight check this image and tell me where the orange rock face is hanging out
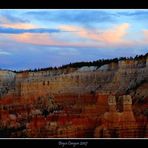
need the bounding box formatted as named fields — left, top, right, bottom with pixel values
left=0, top=57, right=148, bottom=138
left=94, top=95, right=146, bottom=138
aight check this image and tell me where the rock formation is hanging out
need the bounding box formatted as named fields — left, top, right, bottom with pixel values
left=0, top=54, right=148, bottom=138
left=94, top=95, right=139, bottom=138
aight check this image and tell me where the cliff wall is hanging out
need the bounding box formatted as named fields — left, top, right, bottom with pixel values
left=18, top=59, right=148, bottom=103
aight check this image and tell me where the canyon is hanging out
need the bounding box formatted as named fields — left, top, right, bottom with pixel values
left=0, top=54, right=148, bottom=138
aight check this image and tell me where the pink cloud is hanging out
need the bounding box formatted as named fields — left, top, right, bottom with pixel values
left=9, top=33, right=98, bottom=48
left=10, top=33, right=60, bottom=45
left=100, top=23, right=129, bottom=43
left=6, top=23, right=140, bottom=49
left=1, top=23, right=38, bottom=29
left=59, top=23, right=130, bottom=45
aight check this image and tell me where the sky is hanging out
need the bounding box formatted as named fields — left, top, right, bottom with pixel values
left=0, top=9, right=148, bottom=70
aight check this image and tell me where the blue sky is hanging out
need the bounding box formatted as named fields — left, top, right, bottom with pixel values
left=0, top=9, right=148, bottom=70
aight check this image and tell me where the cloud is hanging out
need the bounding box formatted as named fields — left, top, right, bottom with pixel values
left=116, top=10, right=148, bottom=21
left=25, top=10, right=116, bottom=25
left=6, top=23, right=131, bottom=49
left=0, top=14, right=28, bottom=24
left=9, top=33, right=61, bottom=46
left=59, top=23, right=130, bottom=45
left=0, top=12, right=39, bottom=31
left=117, top=10, right=148, bottom=17
left=100, top=23, right=129, bottom=43
left=0, top=49, right=12, bottom=55
left=0, top=13, right=39, bottom=30
left=8, top=32, right=105, bottom=49
left=0, top=23, right=38, bottom=29
left=0, top=27, right=63, bottom=34
left=9, top=33, right=88, bottom=48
